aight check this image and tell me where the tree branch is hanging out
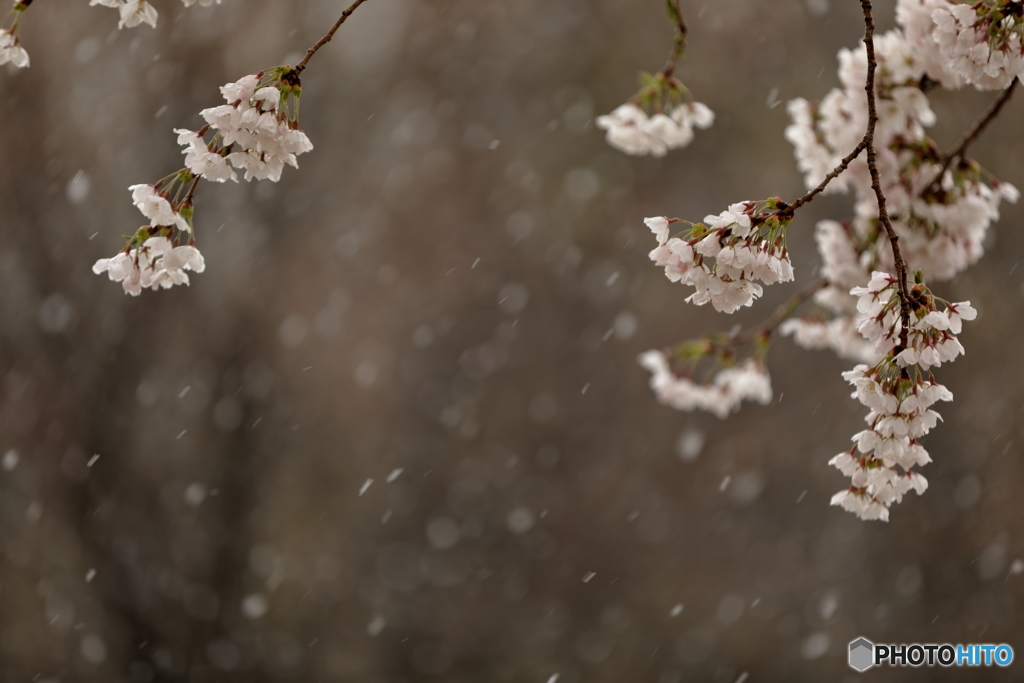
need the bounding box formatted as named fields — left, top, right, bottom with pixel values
left=860, top=0, right=911, bottom=349
left=926, top=77, right=1018, bottom=192
left=293, top=0, right=371, bottom=76
left=782, top=139, right=868, bottom=217
left=731, top=277, right=827, bottom=347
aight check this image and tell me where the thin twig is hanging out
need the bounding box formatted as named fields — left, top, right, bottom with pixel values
left=659, top=0, right=688, bottom=77
left=860, top=0, right=910, bottom=349
left=293, top=0, right=371, bottom=76
left=782, top=139, right=868, bottom=216
left=731, top=277, right=827, bottom=347
left=926, top=77, right=1018, bottom=192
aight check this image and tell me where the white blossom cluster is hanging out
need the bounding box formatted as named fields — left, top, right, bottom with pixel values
left=596, top=102, right=714, bottom=157
left=90, top=0, right=221, bottom=30
left=639, top=351, right=772, bottom=419
left=0, top=2, right=29, bottom=69
left=127, top=183, right=191, bottom=233
left=93, top=236, right=205, bottom=296
left=92, top=184, right=200, bottom=295
left=94, top=70, right=313, bottom=295
left=829, top=272, right=976, bottom=521
left=0, top=27, right=28, bottom=68
left=186, top=73, right=313, bottom=183
left=646, top=203, right=794, bottom=314
left=901, top=0, right=1024, bottom=90
left=782, top=2, right=1016, bottom=360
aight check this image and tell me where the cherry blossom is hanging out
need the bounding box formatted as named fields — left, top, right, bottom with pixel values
left=0, top=29, right=28, bottom=68
left=93, top=237, right=205, bottom=296
left=596, top=102, right=713, bottom=157
left=639, top=351, right=772, bottom=419
left=646, top=201, right=794, bottom=314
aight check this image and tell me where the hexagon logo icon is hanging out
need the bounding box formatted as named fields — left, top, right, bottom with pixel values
left=848, top=637, right=874, bottom=672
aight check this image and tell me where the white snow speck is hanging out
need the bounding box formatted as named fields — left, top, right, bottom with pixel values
left=2, top=449, right=19, bottom=471
left=367, top=615, right=387, bottom=636
left=581, top=383, right=590, bottom=395
left=178, top=386, right=191, bottom=398
left=670, top=604, right=684, bottom=617
left=381, top=509, right=393, bottom=524
left=1011, top=559, right=1024, bottom=575
left=506, top=507, right=535, bottom=535
left=80, top=633, right=107, bottom=664
left=85, top=568, right=96, bottom=583
left=734, top=673, right=750, bottom=683
left=582, top=572, right=596, bottom=583
left=67, top=171, right=91, bottom=204
left=801, top=631, right=830, bottom=659
left=677, top=429, right=704, bottom=462
left=719, top=475, right=731, bottom=492
left=184, top=482, right=206, bottom=506
left=241, top=593, right=268, bottom=619
left=86, top=454, right=100, bottom=468
left=488, top=139, right=500, bottom=150
left=386, top=468, right=403, bottom=483
left=427, top=517, right=460, bottom=549
left=359, top=479, right=374, bottom=496
left=546, top=674, right=560, bottom=683
left=26, top=501, right=42, bottom=523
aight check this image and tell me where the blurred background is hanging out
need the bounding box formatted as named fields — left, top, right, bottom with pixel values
left=2, top=0, right=1024, bottom=681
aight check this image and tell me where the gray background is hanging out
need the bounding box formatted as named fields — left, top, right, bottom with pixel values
left=1, top=0, right=1023, bottom=681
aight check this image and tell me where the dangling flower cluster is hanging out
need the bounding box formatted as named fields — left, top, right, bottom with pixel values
left=927, top=0, right=1024, bottom=90
left=852, top=271, right=977, bottom=368
left=0, top=1, right=30, bottom=68
left=94, top=68, right=313, bottom=295
left=830, top=271, right=976, bottom=520
left=829, top=360, right=942, bottom=521
left=597, top=0, right=713, bottom=157
left=89, top=0, right=221, bottom=30
left=782, top=7, right=1016, bottom=366
left=93, top=176, right=202, bottom=295
left=185, top=69, right=312, bottom=183
left=93, top=236, right=205, bottom=296
left=597, top=100, right=713, bottom=157
left=646, top=200, right=794, bottom=314
left=639, top=350, right=772, bottom=419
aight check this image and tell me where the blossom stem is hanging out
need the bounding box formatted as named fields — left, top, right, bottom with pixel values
left=731, top=277, right=827, bottom=347
left=180, top=176, right=201, bottom=209
left=860, top=0, right=911, bottom=349
left=782, top=140, right=868, bottom=217
left=926, top=77, right=1018, bottom=192
left=659, top=0, right=688, bottom=78
left=292, top=0, right=371, bottom=76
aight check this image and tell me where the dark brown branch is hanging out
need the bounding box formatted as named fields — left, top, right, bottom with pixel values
left=926, top=77, right=1018, bottom=191
left=860, top=0, right=911, bottom=348
left=659, top=0, right=688, bottom=77
left=782, top=139, right=868, bottom=216
left=731, top=277, right=827, bottom=346
left=293, top=0, right=371, bottom=76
